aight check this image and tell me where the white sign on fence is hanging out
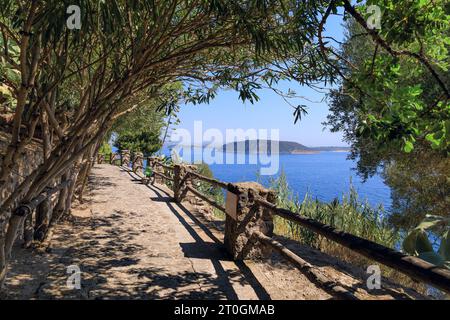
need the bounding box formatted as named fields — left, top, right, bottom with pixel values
left=225, top=191, right=238, bottom=220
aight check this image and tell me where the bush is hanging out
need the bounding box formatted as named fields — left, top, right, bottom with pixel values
left=98, top=141, right=112, bottom=156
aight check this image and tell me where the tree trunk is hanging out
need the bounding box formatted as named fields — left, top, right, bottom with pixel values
left=0, top=228, right=7, bottom=288
left=52, top=171, right=71, bottom=223
left=2, top=214, right=23, bottom=278
left=77, top=160, right=91, bottom=204
left=34, top=198, right=52, bottom=242
left=23, top=213, right=34, bottom=248
left=78, top=137, right=102, bottom=203
left=64, top=167, right=81, bottom=217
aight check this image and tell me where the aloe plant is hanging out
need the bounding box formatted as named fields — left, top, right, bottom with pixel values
left=402, top=215, right=450, bottom=269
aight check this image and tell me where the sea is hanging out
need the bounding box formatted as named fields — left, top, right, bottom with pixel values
left=156, top=146, right=392, bottom=211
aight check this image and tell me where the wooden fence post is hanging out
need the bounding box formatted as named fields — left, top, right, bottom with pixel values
left=173, top=164, right=181, bottom=202
left=224, top=182, right=276, bottom=260
left=121, top=150, right=130, bottom=167
left=132, top=152, right=144, bottom=173
left=97, top=153, right=104, bottom=164
left=154, top=159, right=163, bottom=184
left=148, top=157, right=155, bottom=184
left=178, top=164, right=197, bottom=203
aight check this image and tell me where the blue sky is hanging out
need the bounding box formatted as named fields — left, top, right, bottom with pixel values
left=171, top=12, right=347, bottom=148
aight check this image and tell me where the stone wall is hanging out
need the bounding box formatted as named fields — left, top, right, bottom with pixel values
left=0, top=131, right=44, bottom=241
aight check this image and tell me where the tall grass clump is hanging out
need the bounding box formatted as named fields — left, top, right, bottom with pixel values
left=269, top=171, right=399, bottom=252
left=268, top=170, right=427, bottom=291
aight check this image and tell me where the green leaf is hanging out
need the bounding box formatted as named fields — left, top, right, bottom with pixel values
left=425, top=133, right=442, bottom=148
left=409, top=85, right=423, bottom=97
left=402, top=229, right=433, bottom=255
left=0, top=84, right=13, bottom=96
left=439, top=231, right=450, bottom=261
left=416, top=215, right=447, bottom=231
left=415, top=230, right=434, bottom=254
left=403, top=140, right=414, bottom=153
left=418, top=251, right=446, bottom=267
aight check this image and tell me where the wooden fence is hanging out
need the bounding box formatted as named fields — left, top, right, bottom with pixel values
left=116, top=154, right=450, bottom=297
left=97, top=152, right=120, bottom=165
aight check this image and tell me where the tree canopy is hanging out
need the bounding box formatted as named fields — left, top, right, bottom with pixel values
left=324, top=0, right=450, bottom=273
left=325, top=1, right=449, bottom=178
left=0, top=0, right=340, bottom=284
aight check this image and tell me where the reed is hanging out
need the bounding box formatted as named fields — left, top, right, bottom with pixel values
left=269, top=171, right=426, bottom=292
left=270, top=171, right=398, bottom=251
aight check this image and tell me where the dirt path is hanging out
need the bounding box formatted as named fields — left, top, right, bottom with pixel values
left=3, top=165, right=424, bottom=300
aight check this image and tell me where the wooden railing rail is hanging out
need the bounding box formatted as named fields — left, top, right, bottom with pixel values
left=153, top=161, right=174, bottom=171
left=254, top=198, right=450, bottom=294
left=97, top=152, right=117, bottom=164
left=185, top=185, right=226, bottom=213
left=185, top=170, right=228, bottom=190
left=146, top=157, right=228, bottom=212
left=181, top=168, right=228, bottom=212
left=153, top=171, right=174, bottom=182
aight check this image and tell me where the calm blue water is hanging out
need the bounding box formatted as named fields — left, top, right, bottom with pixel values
left=112, top=143, right=391, bottom=211
left=159, top=147, right=392, bottom=211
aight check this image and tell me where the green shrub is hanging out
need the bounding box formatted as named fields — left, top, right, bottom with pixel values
left=98, top=141, right=112, bottom=156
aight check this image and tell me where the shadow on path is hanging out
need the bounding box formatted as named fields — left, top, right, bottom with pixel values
left=125, top=169, right=271, bottom=300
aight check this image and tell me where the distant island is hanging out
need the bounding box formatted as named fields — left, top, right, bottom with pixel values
left=221, top=140, right=350, bottom=154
